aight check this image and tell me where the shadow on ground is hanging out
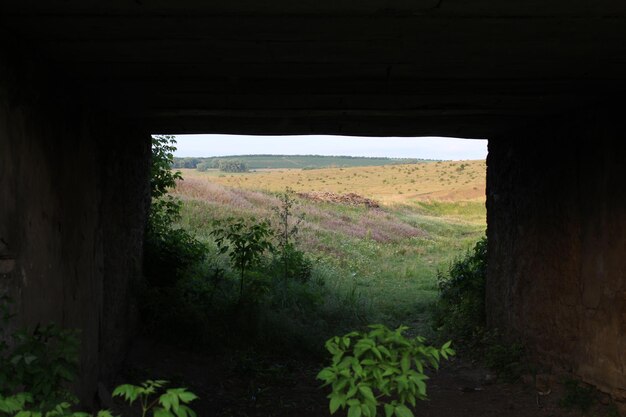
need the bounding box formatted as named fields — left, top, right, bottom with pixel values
left=109, top=338, right=616, bottom=417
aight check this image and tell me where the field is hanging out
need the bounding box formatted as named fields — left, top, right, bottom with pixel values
left=172, top=160, right=486, bottom=332
left=179, top=159, right=485, bottom=204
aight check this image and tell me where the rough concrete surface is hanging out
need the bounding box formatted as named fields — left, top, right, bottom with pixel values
left=0, top=50, right=151, bottom=403
left=487, top=109, right=626, bottom=407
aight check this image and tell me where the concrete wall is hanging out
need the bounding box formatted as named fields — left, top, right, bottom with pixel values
left=487, top=108, right=626, bottom=405
left=0, top=51, right=150, bottom=402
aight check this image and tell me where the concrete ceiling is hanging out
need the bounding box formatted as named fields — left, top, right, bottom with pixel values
left=2, top=0, right=626, bottom=137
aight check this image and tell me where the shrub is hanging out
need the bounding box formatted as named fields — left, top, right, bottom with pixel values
left=431, top=238, right=530, bottom=382
left=0, top=297, right=198, bottom=417
left=211, top=217, right=274, bottom=302
left=431, top=237, right=486, bottom=342
left=272, top=243, right=312, bottom=283
left=317, top=325, right=454, bottom=417
left=144, top=136, right=206, bottom=287
left=0, top=297, right=80, bottom=411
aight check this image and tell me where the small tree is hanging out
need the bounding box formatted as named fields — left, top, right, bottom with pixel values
left=271, top=188, right=311, bottom=282
left=211, top=218, right=274, bottom=302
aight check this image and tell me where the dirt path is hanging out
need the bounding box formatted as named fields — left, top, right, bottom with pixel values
left=114, top=338, right=607, bottom=417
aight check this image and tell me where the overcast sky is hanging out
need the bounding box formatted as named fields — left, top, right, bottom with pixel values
left=173, top=135, right=488, bottom=160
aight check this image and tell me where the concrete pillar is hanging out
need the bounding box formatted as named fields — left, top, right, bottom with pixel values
left=0, top=48, right=150, bottom=402
left=487, top=108, right=626, bottom=407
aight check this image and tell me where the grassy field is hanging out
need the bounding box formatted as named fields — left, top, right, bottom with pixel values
left=179, top=159, right=485, bottom=204
left=172, top=160, right=486, bottom=338
left=174, top=154, right=432, bottom=170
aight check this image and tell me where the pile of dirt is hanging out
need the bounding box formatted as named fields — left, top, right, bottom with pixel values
left=297, top=191, right=380, bottom=209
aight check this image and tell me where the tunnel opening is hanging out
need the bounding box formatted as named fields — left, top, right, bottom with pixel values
left=131, top=133, right=497, bottom=416
left=153, top=133, right=488, bottom=325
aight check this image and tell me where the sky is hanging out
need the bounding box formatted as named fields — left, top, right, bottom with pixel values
left=173, top=135, right=488, bottom=160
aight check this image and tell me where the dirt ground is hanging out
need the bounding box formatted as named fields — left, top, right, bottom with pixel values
left=110, top=338, right=618, bottom=417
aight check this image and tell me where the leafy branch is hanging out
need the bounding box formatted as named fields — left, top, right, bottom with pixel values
left=317, top=325, right=455, bottom=417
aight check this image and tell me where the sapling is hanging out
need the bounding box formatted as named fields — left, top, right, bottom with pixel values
left=317, top=324, right=455, bottom=417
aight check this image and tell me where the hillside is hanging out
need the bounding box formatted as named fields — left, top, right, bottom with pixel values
left=179, top=159, right=486, bottom=206
left=173, top=154, right=432, bottom=169
left=172, top=159, right=486, bottom=322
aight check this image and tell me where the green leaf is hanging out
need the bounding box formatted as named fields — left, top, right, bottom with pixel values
left=346, top=384, right=358, bottom=399
left=400, top=353, right=410, bottom=372
left=317, top=369, right=335, bottom=382
left=414, top=359, right=424, bottom=374
left=358, top=386, right=376, bottom=403
left=153, top=407, right=175, bottom=417
left=394, top=404, right=414, bottom=417
left=174, top=405, right=195, bottom=417
left=416, top=379, right=427, bottom=396
left=329, top=395, right=343, bottom=414
left=348, top=405, right=362, bottom=417
left=24, top=355, right=37, bottom=365
left=112, top=384, right=140, bottom=404
left=384, top=404, right=395, bottom=417
left=177, top=391, right=198, bottom=404
left=371, top=347, right=382, bottom=360
left=333, top=378, right=348, bottom=392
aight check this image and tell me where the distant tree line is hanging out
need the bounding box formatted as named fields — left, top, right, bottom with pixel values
left=173, top=155, right=436, bottom=171
left=172, top=157, right=204, bottom=169
left=195, top=158, right=249, bottom=173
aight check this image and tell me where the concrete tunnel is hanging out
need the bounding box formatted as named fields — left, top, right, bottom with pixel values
left=0, top=0, right=624, bottom=408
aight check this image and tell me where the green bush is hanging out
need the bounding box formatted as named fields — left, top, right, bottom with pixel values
left=0, top=297, right=80, bottom=411
left=144, top=211, right=206, bottom=287
left=0, top=296, right=198, bottom=417
left=211, top=217, right=274, bottom=302
left=430, top=238, right=530, bottom=382
left=144, top=136, right=206, bottom=287
left=317, top=325, right=454, bottom=417
left=272, top=243, right=312, bottom=283
left=431, top=237, right=486, bottom=341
